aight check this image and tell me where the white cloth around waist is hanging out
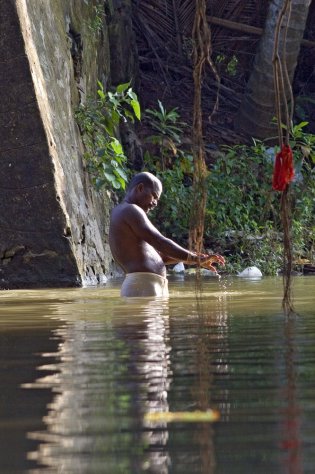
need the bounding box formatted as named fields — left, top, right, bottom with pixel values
left=120, top=272, right=169, bottom=297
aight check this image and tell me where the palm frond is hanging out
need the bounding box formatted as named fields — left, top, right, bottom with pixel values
left=131, top=0, right=314, bottom=143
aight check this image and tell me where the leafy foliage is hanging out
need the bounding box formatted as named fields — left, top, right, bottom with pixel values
left=143, top=102, right=193, bottom=240
left=144, top=101, right=189, bottom=170
left=204, top=141, right=283, bottom=274
left=76, top=81, right=141, bottom=191
left=215, top=54, right=239, bottom=77
left=289, top=122, right=315, bottom=261
left=143, top=104, right=315, bottom=274
left=205, top=125, right=315, bottom=273
left=151, top=167, right=193, bottom=241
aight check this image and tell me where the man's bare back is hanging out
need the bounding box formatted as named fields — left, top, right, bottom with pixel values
left=109, top=201, right=167, bottom=276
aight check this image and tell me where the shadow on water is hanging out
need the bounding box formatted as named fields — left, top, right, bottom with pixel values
left=0, top=276, right=314, bottom=473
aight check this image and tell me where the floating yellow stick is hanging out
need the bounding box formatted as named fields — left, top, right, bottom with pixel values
left=144, top=409, right=220, bottom=423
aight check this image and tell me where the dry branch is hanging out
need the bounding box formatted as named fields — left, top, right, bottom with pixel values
left=207, top=15, right=315, bottom=48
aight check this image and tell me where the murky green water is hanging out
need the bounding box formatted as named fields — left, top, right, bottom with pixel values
left=0, top=276, right=314, bottom=473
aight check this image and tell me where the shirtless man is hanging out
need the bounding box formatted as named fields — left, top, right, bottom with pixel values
left=109, top=172, right=225, bottom=297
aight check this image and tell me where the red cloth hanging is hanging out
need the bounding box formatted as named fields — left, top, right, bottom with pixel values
left=272, top=144, right=295, bottom=191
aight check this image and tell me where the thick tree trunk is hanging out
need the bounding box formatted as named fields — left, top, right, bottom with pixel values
left=235, top=0, right=311, bottom=140
left=0, top=0, right=115, bottom=288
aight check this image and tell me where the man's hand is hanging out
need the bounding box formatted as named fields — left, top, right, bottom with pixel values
left=187, top=253, right=225, bottom=273
left=201, top=254, right=225, bottom=273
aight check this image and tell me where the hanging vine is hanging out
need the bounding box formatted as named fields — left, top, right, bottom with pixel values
left=272, top=0, right=295, bottom=316
left=189, top=0, right=220, bottom=254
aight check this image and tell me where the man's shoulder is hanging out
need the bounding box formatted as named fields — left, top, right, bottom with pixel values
left=112, top=202, right=144, bottom=221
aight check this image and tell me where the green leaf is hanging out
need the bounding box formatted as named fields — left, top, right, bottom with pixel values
left=114, top=174, right=126, bottom=188
left=158, top=100, right=165, bottom=116
left=112, top=179, right=121, bottom=189
left=97, top=88, right=105, bottom=100
left=294, top=121, right=309, bottom=131
left=108, top=92, right=119, bottom=107
left=110, top=138, right=123, bottom=155
left=97, top=80, right=104, bottom=92
left=127, top=88, right=137, bottom=101
left=116, top=82, right=130, bottom=93
left=110, top=110, right=121, bottom=126
left=131, top=99, right=141, bottom=120
left=104, top=171, right=116, bottom=182
left=116, top=166, right=128, bottom=181
left=124, top=109, right=135, bottom=123
left=102, top=162, right=110, bottom=171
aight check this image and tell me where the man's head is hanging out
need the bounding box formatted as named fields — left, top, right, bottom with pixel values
left=125, top=172, right=162, bottom=213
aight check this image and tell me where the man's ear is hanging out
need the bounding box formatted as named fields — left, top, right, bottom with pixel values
left=137, top=183, right=144, bottom=193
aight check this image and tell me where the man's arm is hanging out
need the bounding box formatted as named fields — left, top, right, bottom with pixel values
left=160, top=254, right=181, bottom=265
left=125, top=205, right=225, bottom=269
left=161, top=252, right=225, bottom=271
left=125, top=205, right=195, bottom=259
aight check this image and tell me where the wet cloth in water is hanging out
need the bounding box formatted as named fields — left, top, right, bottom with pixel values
left=121, top=272, right=169, bottom=297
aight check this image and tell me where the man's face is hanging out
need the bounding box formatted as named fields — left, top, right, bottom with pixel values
left=138, top=181, right=162, bottom=213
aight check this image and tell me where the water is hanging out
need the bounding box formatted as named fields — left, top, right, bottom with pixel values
left=0, top=276, right=314, bottom=473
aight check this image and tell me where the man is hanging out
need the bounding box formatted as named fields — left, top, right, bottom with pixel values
left=109, top=172, right=225, bottom=297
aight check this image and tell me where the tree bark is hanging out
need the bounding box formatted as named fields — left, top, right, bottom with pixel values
left=235, top=0, right=312, bottom=141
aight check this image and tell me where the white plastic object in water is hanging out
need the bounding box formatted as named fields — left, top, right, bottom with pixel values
left=237, top=266, right=263, bottom=278
left=172, top=262, right=185, bottom=273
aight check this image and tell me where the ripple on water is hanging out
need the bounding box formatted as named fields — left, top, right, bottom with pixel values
left=1, top=276, right=314, bottom=473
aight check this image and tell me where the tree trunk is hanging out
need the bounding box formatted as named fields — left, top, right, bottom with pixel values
left=235, top=0, right=312, bottom=140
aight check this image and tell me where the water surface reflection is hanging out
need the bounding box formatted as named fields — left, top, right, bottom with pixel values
left=0, top=276, right=314, bottom=472
left=24, top=297, right=172, bottom=473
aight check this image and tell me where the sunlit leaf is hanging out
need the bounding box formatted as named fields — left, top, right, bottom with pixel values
left=144, top=410, right=220, bottom=423
left=97, top=88, right=105, bottom=100
left=127, top=88, right=138, bottom=101
left=97, top=80, right=104, bottom=92
left=116, top=167, right=128, bottom=181
left=131, top=99, right=141, bottom=120
left=293, top=121, right=309, bottom=131
left=110, top=138, right=123, bottom=155
left=116, top=82, right=130, bottom=93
